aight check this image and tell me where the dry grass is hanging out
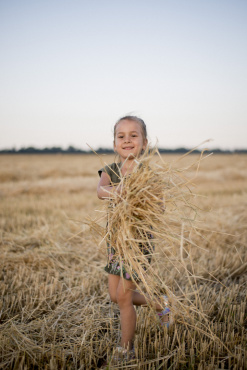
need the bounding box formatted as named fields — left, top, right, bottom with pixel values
left=0, top=153, right=247, bottom=369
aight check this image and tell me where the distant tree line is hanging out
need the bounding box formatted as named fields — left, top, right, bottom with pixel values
left=0, top=145, right=246, bottom=154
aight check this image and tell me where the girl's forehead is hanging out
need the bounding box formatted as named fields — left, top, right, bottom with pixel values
left=115, top=120, right=142, bottom=133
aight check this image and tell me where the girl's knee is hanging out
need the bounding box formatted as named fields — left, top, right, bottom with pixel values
left=116, top=289, right=133, bottom=308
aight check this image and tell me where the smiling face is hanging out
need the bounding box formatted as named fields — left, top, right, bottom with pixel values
left=114, top=119, right=148, bottom=162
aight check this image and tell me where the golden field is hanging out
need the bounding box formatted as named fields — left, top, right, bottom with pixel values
left=0, top=153, right=246, bottom=369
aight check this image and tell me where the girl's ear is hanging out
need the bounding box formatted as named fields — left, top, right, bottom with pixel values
left=143, top=138, right=148, bottom=150
left=113, top=141, right=116, bottom=152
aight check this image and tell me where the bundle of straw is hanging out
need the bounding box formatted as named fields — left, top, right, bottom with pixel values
left=88, top=145, right=240, bottom=356
left=89, top=146, right=209, bottom=312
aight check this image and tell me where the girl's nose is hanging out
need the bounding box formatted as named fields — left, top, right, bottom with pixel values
left=124, top=136, right=131, bottom=143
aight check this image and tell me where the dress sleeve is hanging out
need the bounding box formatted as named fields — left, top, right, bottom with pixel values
left=98, top=163, right=121, bottom=184
left=98, top=164, right=113, bottom=179
left=98, top=167, right=106, bottom=178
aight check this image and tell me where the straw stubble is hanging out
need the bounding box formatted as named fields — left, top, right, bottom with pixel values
left=0, top=152, right=246, bottom=369
left=90, top=147, right=224, bottom=345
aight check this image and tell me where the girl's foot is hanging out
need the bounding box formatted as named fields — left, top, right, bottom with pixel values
left=157, top=295, right=173, bottom=328
left=111, top=346, right=136, bottom=364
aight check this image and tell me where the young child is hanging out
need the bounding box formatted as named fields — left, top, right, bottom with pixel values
left=97, top=116, right=172, bottom=361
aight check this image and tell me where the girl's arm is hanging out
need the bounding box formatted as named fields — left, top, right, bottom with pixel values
left=97, top=172, right=120, bottom=200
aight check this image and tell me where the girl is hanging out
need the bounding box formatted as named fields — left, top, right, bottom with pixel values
left=97, top=116, right=171, bottom=361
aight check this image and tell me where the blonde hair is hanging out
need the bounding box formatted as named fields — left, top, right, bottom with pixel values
left=114, top=116, right=147, bottom=141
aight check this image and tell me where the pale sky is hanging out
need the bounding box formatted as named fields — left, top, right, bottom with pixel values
left=1, top=0, right=247, bottom=150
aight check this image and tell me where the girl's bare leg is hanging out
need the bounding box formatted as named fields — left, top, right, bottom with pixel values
left=108, top=274, right=169, bottom=342
left=108, top=274, right=120, bottom=303
left=132, top=290, right=169, bottom=324
left=108, top=275, right=137, bottom=348
left=116, top=278, right=136, bottom=349
left=108, top=275, right=163, bottom=309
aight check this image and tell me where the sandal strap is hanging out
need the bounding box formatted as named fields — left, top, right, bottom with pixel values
left=157, top=306, right=171, bottom=316
left=157, top=295, right=173, bottom=328
left=113, top=346, right=136, bottom=362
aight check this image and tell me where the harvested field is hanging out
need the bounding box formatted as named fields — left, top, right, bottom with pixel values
left=0, top=153, right=247, bottom=369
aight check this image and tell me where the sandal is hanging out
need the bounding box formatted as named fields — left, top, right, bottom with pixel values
left=157, top=295, right=173, bottom=328
left=111, top=346, right=136, bottom=364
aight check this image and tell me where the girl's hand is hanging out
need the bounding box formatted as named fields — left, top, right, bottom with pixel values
left=97, top=172, right=125, bottom=200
